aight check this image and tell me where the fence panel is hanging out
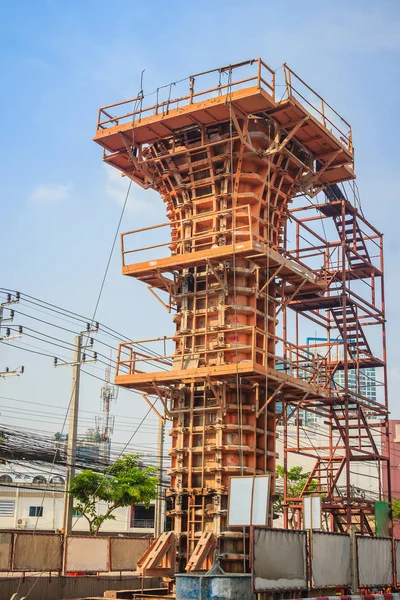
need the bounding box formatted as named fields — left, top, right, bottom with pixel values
left=311, top=532, right=351, bottom=588
left=13, top=533, right=62, bottom=571
left=65, top=536, right=108, bottom=572
left=0, top=532, right=12, bottom=571
left=252, top=528, right=307, bottom=592
left=357, top=536, right=393, bottom=587
left=110, top=537, right=149, bottom=571
left=396, top=540, right=400, bottom=584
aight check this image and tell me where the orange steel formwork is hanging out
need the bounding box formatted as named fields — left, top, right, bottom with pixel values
left=93, top=59, right=391, bottom=572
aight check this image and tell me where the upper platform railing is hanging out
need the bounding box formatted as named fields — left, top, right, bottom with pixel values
left=96, top=59, right=352, bottom=152
left=97, top=58, right=275, bottom=130
left=283, top=64, right=352, bottom=152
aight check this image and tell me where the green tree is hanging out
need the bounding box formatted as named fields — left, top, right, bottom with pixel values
left=69, top=454, right=158, bottom=535
left=84, top=428, right=102, bottom=443
left=392, top=498, right=400, bottom=523
left=274, top=465, right=318, bottom=528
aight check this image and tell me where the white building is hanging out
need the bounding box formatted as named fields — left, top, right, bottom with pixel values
left=275, top=424, right=381, bottom=498
left=0, top=466, right=155, bottom=534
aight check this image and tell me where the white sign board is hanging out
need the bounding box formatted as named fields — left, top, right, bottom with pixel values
left=228, top=475, right=270, bottom=527
left=303, top=496, right=322, bottom=530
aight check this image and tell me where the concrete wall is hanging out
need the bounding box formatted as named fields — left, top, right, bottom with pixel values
left=0, top=575, right=161, bottom=600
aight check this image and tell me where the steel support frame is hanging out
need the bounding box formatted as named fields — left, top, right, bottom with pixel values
left=282, top=198, right=391, bottom=534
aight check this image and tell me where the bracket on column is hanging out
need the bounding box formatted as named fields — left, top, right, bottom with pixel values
left=256, top=382, right=284, bottom=418
left=148, top=285, right=173, bottom=313
left=206, top=260, right=228, bottom=295
left=257, top=263, right=284, bottom=298
left=186, top=531, right=217, bottom=572
left=137, top=531, right=176, bottom=577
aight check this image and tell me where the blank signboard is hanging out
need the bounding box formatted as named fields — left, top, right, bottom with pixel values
left=253, top=528, right=307, bottom=592
left=303, top=496, right=322, bottom=530
left=252, top=476, right=270, bottom=525
left=311, top=533, right=351, bottom=587
left=357, top=536, right=393, bottom=587
left=66, top=537, right=108, bottom=572
left=228, top=475, right=270, bottom=527
left=228, top=477, right=253, bottom=526
left=0, top=533, right=12, bottom=571
left=13, top=533, right=62, bottom=571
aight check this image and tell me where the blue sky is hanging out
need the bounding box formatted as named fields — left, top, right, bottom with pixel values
left=1, top=0, right=400, bottom=448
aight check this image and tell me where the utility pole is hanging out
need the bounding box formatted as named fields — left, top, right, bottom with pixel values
left=154, top=418, right=165, bottom=536
left=54, top=325, right=97, bottom=576
left=54, top=325, right=98, bottom=537
left=0, top=366, right=24, bottom=378
left=62, top=334, right=82, bottom=535
left=0, top=292, right=24, bottom=378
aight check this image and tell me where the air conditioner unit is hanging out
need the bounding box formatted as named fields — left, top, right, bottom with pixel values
left=16, top=518, right=27, bottom=529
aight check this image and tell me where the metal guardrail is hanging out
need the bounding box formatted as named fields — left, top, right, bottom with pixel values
left=116, top=328, right=328, bottom=389
left=283, top=63, right=353, bottom=152
left=96, top=58, right=352, bottom=156
left=121, top=205, right=254, bottom=265
left=97, top=58, right=275, bottom=130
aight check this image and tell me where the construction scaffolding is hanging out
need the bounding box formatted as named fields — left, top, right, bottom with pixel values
left=93, top=58, right=390, bottom=573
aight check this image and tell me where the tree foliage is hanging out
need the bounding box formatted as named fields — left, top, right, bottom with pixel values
left=392, top=498, right=400, bottom=522
left=274, top=465, right=318, bottom=528
left=69, top=454, right=158, bottom=535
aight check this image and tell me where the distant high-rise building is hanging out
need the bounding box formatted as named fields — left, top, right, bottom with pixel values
left=306, top=336, right=376, bottom=401
left=285, top=337, right=377, bottom=430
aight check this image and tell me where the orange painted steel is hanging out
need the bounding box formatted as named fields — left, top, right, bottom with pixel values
left=93, top=59, right=390, bottom=571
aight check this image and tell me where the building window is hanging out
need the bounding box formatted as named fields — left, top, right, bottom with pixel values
left=29, top=506, right=43, bottom=517
left=130, top=505, right=155, bottom=528
left=50, top=476, right=64, bottom=484
left=0, top=500, right=15, bottom=516
left=72, top=508, right=82, bottom=518
left=395, top=424, right=400, bottom=442
left=0, top=475, right=12, bottom=483
left=33, top=476, right=46, bottom=484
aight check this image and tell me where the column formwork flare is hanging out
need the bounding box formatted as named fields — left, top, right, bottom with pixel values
left=93, top=59, right=390, bottom=573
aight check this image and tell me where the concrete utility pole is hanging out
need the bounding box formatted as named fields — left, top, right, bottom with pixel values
left=1, top=293, right=24, bottom=378
left=63, top=334, right=82, bottom=535
left=154, top=419, right=165, bottom=537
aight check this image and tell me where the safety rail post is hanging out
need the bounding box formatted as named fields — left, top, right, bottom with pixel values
left=349, top=526, right=358, bottom=593
left=271, top=69, right=276, bottom=101
left=116, top=343, right=122, bottom=376
left=120, top=232, right=125, bottom=268
left=189, top=76, right=194, bottom=103
left=321, top=99, right=327, bottom=127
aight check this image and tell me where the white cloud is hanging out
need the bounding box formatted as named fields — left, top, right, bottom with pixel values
left=29, top=182, right=73, bottom=204
left=103, top=166, right=163, bottom=219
